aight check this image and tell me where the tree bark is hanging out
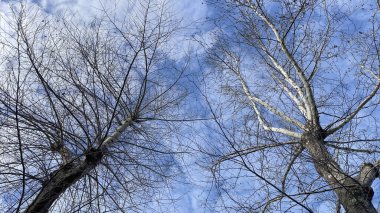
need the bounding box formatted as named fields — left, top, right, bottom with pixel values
left=302, top=129, right=377, bottom=213
left=25, top=149, right=102, bottom=213
left=25, top=119, right=132, bottom=212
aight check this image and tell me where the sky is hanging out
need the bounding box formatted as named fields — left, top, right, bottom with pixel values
left=1, top=0, right=379, bottom=212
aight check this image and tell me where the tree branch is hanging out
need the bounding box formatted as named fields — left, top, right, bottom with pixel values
left=326, top=81, right=380, bottom=135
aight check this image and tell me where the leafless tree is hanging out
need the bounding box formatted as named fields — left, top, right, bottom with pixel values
left=203, top=0, right=380, bottom=212
left=0, top=1, right=187, bottom=212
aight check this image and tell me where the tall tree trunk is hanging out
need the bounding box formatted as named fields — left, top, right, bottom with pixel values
left=25, top=149, right=102, bottom=213
left=302, top=130, right=377, bottom=213
left=25, top=119, right=132, bottom=212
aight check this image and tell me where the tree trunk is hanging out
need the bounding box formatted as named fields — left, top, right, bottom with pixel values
left=25, top=149, right=102, bottom=213
left=302, top=130, right=377, bottom=213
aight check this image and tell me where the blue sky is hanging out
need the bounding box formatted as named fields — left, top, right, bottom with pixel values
left=1, top=0, right=379, bottom=212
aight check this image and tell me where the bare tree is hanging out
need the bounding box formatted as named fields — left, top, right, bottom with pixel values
left=0, top=1, right=187, bottom=212
left=203, top=0, right=380, bottom=212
